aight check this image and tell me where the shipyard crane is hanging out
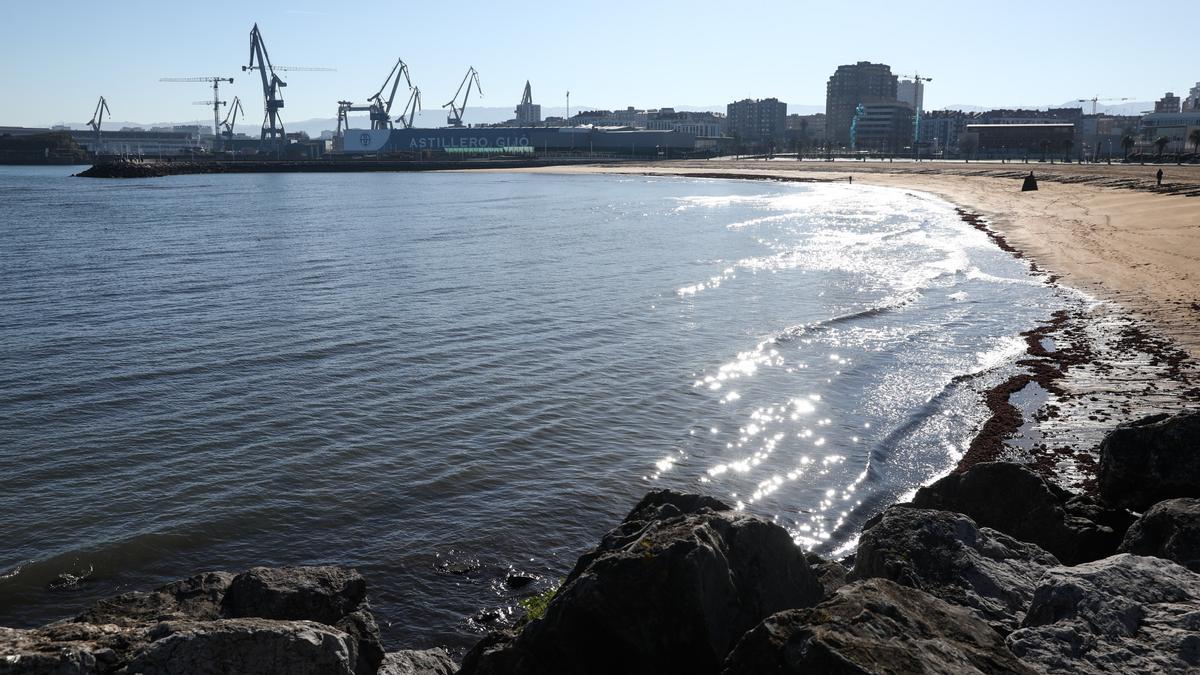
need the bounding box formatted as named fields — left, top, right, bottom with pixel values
left=336, top=99, right=372, bottom=139
left=1077, top=96, right=1132, bottom=115
left=397, top=87, right=422, bottom=129
left=242, top=23, right=289, bottom=154
left=87, top=96, right=111, bottom=148
left=899, top=72, right=933, bottom=158
left=160, top=77, right=233, bottom=140
left=367, top=58, right=412, bottom=130
left=443, top=67, right=482, bottom=128
left=219, top=97, right=245, bottom=151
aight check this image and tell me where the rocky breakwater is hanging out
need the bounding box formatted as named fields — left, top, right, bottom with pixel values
left=0, top=566, right=455, bottom=675
left=4, top=410, right=1199, bottom=673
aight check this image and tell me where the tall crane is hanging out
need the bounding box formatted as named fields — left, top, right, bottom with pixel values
left=242, top=23, right=287, bottom=154
left=367, top=58, right=413, bottom=130
left=443, top=67, right=482, bottom=128
left=397, top=87, right=422, bottom=129
left=899, top=72, right=932, bottom=157
left=1077, top=96, right=1132, bottom=115
left=87, top=96, right=111, bottom=150
left=160, top=77, right=233, bottom=140
left=219, top=97, right=245, bottom=151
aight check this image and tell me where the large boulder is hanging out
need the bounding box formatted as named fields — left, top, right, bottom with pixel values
left=459, top=490, right=824, bottom=675
left=0, top=622, right=145, bottom=674
left=1007, top=553, right=1200, bottom=673
left=1099, top=410, right=1200, bottom=511
left=912, top=462, right=1133, bottom=564
left=851, top=506, right=1059, bottom=633
left=1118, top=498, right=1200, bottom=572
left=379, top=648, right=459, bottom=675
left=126, top=619, right=356, bottom=675
left=721, top=579, right=1035, bottom=675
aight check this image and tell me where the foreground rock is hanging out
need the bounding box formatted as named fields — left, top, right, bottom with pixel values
left=852, top=506, right=1058, bottom=633
left=1119, top=498, right=1200, bottom=571
left=1007, top=554, right=1200, bottom=673
left=722, top=579, right=1034, bottom=674
left=1099, top=410, right=1200, bottom=511
left=912, top=461, right=1133, bottom=564
left=0, top=566, right=384, bottom=675
left=379, top=648, right=458, bottom=675
left=459, top=489, right=825, bottom=675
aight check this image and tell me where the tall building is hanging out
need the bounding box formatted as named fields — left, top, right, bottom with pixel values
left=515, top=81, right=542, bottom=125
left=897, top=79, right=924, bottom=112
left=855, top=103, right=914, bottom=152
left=726, top=98, right=787, bottom=151
left=825, top=62, right=898, bottom=146
left=1155, top=92, right=1181, bottom=114
left=1183, top=83, right=1200, bottom=112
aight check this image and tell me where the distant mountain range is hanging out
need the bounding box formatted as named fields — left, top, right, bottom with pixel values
left=41, top=100, right=1156, bottom=136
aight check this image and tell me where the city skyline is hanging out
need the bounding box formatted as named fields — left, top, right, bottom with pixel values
left=2, top=0, right=1196, bottom=128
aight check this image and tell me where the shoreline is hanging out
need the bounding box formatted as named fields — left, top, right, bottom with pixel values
left=507, top=162, right=1200, bottom=491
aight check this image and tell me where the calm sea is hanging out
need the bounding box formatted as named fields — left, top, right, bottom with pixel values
left=0, top=166, right=1069, bottom=649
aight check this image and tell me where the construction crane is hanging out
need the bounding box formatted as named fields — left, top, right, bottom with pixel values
left=160, top=77, right=234, bottom=141
left=367, top=58, right=412, bottom=130
left=443, top=66, right=482, bottom=128
left=87, top=96, right=111, bottom=149
left=899, top=72, right=933, bottom=158
left=397, top=87, right=422, bottom=129
left=219, top=97, right=245, bottom=151
left=1077, top=96, right=1132, bottom=115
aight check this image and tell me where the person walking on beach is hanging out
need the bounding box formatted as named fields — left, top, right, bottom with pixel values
left=848, top=176, right=853, bottom=185
left=1157, top=168, right=1164, bottom=186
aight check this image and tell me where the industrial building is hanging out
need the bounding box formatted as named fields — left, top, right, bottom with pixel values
left=825, top=62, right=898, bottom=146
left=726, top=98, right=787, bottom=151
left=338, top=126, right=695, bottom=156
left=514, top=81, right=541, bottom=125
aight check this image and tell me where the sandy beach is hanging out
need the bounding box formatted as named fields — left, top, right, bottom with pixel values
left=514, top=160, right=1200, bottom=359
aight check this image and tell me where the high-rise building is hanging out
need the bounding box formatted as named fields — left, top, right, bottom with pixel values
left=825, top=62, right=898, bottom=146
left=1183, top=83, right=1200, bottom=112
left=897, top=79, right=924, bottom=112
left=515, top=81, right=542, bottom=125
left=1155, top=92, right=1181, bottom=114
left=726, top=98, right=787, bottom=150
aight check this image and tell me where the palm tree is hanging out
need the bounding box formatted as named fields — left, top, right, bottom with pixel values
left=1190, top=129, right=1200, bottom=154
left=1121, top=134, right=1136, bottom=159
left=1154, top=136, right=1169, bottom=157
left=1062, top=138, right=1075, bottom=163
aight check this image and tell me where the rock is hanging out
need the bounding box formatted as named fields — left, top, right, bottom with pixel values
left=851, top=506, right=1059, bottom=633
left=1007, top=553, right=1200, bottom=673
left=75, top=571, right=233, bottom=626
left=459, top=491, right=823, bottom=675
left=8, top=566, right=383, bottom=675
left=223, top=566, right=382, bottom=674
left=804, top=553, right=848, bottom=598
left=126, top=619, right=356, bottom=675
left=379, top=648, right=459, bottom=675
left=912, top=461, right=1133, bottom=564
left=721, top=579, right=1035, bottom=674
left=1099, top=410, right=1200, bottom=511
left=0, top=622, right=142, bottom=674
left=503, top=572, right=537, bottom=589
left=1118, top=498, right=1200, bottom=571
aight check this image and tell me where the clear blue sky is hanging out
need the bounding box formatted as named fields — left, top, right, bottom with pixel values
left=2, top=0, right=1194, bottom=127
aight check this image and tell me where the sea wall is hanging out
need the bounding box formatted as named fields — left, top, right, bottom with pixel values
left=2, top=411, right=1198, bottom=674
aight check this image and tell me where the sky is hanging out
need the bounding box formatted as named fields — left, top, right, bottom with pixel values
left=2, top=0, right=1195, bottom=128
